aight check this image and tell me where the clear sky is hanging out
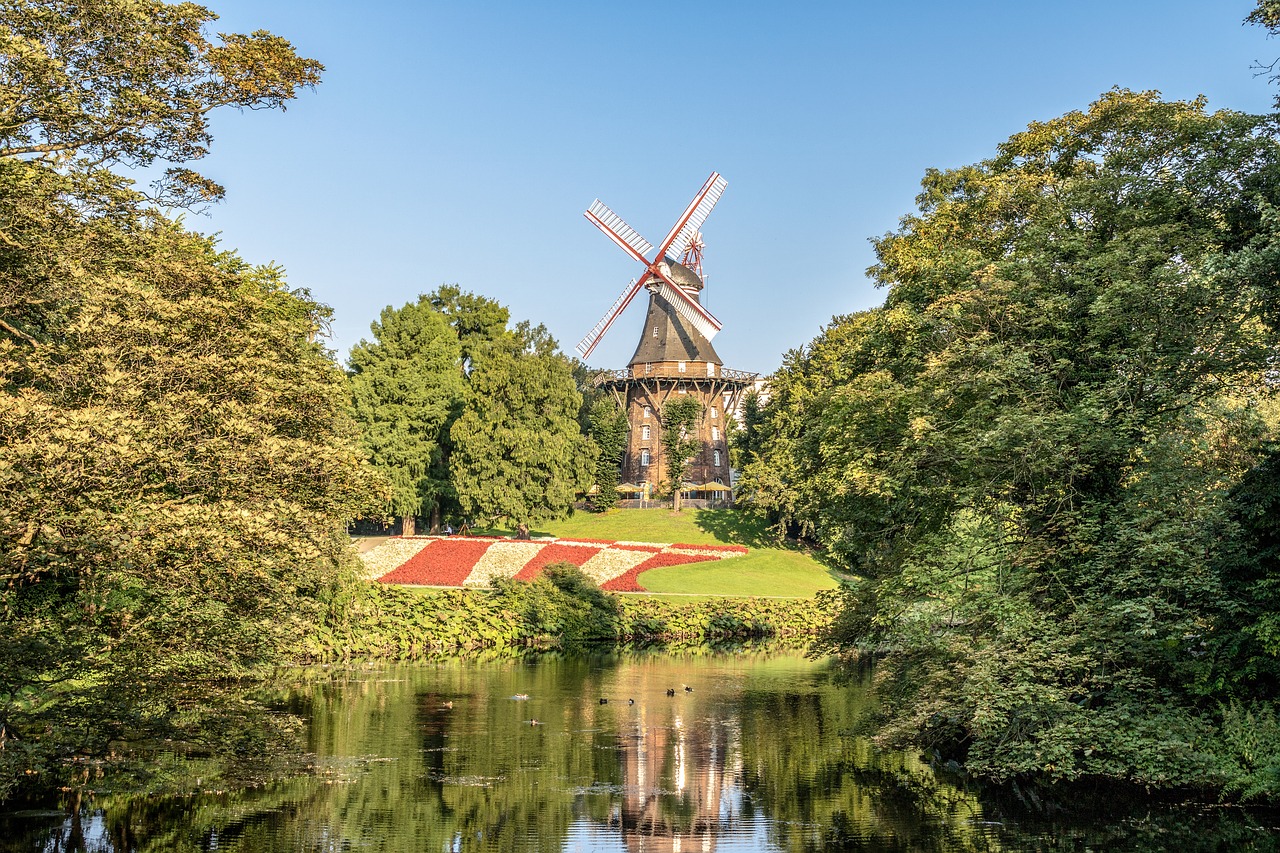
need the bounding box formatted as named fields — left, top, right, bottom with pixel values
left=188, top=1, right=1276, bottom=375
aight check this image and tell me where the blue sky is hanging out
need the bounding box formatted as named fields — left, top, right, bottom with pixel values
left=188, top=1, right=1276, bottom=374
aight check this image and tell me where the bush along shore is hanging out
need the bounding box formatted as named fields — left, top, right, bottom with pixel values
left=299, top=565, right=839, bottom=662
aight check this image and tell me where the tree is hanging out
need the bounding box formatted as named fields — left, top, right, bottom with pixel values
left=0, top=0, right=373, bottom=802
left=0, top=0, right=322, bottom=205
left=348, top=299, right=464, bottom=535
left=585, top=397, right=628, bottom=512
left=1250, top=1, right=1280, bottom=109
left=449, top=334, right=594, bottom=538
left=661, top=397, right=702, bottom=512
left=728, top=387, right=765, bottom=470
left=424, top=284, right=509, bottom=368
left=750, top=91, right=1280, bottom=788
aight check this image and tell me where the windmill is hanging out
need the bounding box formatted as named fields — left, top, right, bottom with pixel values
left=576, top=172, right=728, bottom=360
left=578, top=171, right=758, bottom=507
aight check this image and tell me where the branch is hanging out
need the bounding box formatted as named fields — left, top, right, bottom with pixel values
left=0, top=317, right=39, bottom=345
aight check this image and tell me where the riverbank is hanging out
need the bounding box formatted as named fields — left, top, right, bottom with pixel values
left=300, top=570, right=841, bottom=662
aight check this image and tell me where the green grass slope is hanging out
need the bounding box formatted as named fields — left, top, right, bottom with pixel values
left=479, top=509, right=842, bottom=597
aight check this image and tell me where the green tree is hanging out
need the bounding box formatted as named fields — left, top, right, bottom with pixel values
left=661, top=397, right=702, bottom=512
left=585, top=397, right=627, bottom=512
left=424, top=284, right=509, bottom=368
left=449, top=334, right=593, bottom=538
left=728, top=387, right=765, bottom=470
left=348, top=299, right=464, bottom=535
left=751, top=91, right=1280, bottom=789
left=0, top=0, right=375, bottom=802
left=0, top=0, right=322, bottom=205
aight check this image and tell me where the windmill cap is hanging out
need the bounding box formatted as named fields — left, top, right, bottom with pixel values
left=660, top=259, right=703, bottom=292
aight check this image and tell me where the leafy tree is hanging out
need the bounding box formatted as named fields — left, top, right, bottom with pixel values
left=0, top=0, right=322, bottom=205
left=661, top=397, right=702, bottom=512
left=0, top=0, right=374, bottom=802
left=728, top=387, right=765, bottom=470
left=1251, top=0, right=1280, bottom=110
left=424, top=284, right=509, bottom=368
left=585, top=397, right=628, bottom=512
left=750, top=91, right=1280, bottom=788
left=449, top=334, right=594, bottom=538
left=348, top=299, right=464, bottom=535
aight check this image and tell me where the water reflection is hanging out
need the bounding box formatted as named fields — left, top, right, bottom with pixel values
left=3, top=649, right=1279, bottom=853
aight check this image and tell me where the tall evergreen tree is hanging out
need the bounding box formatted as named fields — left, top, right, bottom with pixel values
left=449, top=334, right=594, bottom=537
left=348, top=300, right=464, bottom=534
left=661, top=397, right=703, bottom=512
left=585, top=397, right=628, bottom=512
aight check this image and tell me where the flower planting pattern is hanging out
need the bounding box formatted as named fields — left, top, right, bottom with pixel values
left=601, top=552, right=717, bottom=593
left=463, top=540, right=547, bottom=587
left=376, top=538, right=495, bottom=586
left=513, top=542, right=603, bottom=581
left=361, top=536, right=746, bottom=591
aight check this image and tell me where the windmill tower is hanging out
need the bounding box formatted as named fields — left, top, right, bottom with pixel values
left=578, top=172, right=758, bottom=503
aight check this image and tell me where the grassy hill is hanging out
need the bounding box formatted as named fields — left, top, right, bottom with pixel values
left=478, top=508, right=842, bottom=597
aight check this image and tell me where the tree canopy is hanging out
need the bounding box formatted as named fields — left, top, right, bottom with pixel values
left=348, top=298, right=464, bottom=534
left=0, top=0, right=322, bottom=204
left=661, top=397, right=702, bottom=511
left=449, top=333, right=593, bottom=535
left=743, top=90, right=1280, bottom=790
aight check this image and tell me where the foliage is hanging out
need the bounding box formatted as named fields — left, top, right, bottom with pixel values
left=347, top=298, right=464, bottom=531
left=1250, top=0, right=1280, bottom=111
left=301, top=579, right=838, bottom=661
left=422, top=284, right=509, bottom=367
left=0, top=0, right=322, bottom=205
left=728, top=387, right=765, bottom=470
left=449, top=333, right=594, bottom=530
left=746, top=91, right=1280, bottom=789
left=585, top=397, right=627, bottom=511
left=660, top=396, right=702, bottom=509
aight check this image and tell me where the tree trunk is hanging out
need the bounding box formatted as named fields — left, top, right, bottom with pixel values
left=401, top=515, right=415, bottom=537
left=515, top=522, right=531, bottom=540
left=673, top=488, right=682, bottom=512
left=430, top=504, right=441, bottom=534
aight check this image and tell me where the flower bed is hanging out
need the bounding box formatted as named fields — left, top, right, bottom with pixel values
left=361, top=536, right=746, bottom=591
left=377, top=538, right=495, bottom=586
left=601, top=552, right=717, bottom=592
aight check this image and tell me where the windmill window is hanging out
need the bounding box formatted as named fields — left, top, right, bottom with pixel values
left=707, top=363, right=715, bottom=377
left=643, top=405, right=651, bottom=419
left=713, top=449, right=721, bottom=467
left=677, top=361, right=686, bottom=373
left=653, top=326, right=658, bottom=338
left=711, top=426, right=719, bottom=441
left=640, top=449, right=650, bottom=467
left=641, top=425, right=650, bottom=440
left=710, top=407, right=717, bottom=419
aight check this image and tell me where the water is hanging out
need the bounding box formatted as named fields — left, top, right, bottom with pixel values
left=3, top=648, right=1279, bottom=852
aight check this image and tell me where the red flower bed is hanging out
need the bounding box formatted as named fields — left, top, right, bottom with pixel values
left=559, top=537, right=615, bottom=545
left=601, top=553, right=717, bottom=592
left=378, top=538, right=494, bottom=586
left=670, top=542, right=749, bottom=553
left=513, top=543, right=604, bottom=581
left=612, top=543, right=664, bottom=553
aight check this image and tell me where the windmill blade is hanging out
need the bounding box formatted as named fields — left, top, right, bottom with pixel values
left=657, top=172, right=727, bottom=261
left=576, top=274, right=649, bottom=359
left=652, top=276, right=723, bottom=342
left=585, top=200, right=654, bottom=265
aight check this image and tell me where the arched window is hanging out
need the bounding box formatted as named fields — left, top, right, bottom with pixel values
left=641, top=424, right=650, bottom=440
left=710, top=407, right=717, bottom=419
left=643, top=405, right=650, bottom=419
left=713, top=449, right=721, bottom=467
left=640, top=449, right=650, bottom=467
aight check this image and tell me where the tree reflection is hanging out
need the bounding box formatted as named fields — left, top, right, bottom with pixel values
left=4, top=650, right=1277, bottom=853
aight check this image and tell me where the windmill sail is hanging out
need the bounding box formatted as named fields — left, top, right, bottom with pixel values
left=653, top=278, right=722, bottom=342
left=576, top=275, right=648, bottom=358
left=585, top=200, right=653, bottom=264
left=659, top=172, right=727, bottom=261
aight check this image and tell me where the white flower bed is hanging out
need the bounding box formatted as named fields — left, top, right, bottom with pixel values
left=463, top=540, right=546, bottom=587
left=358, top=538, right=432, bottom=580
left=578, top=548, right=652, bottom=587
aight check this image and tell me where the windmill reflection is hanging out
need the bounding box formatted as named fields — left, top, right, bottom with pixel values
left=610, top=708, right=740, bottom=853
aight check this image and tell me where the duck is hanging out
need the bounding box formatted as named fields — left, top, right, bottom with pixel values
left=684, top=686, right=694, bottom=693
left=513, top=693, right=530, bottom=701
left=599, top=698, right=608, bottom=705
left=666, top=689, right=676, bottom=697
left=442, top=700, right=454, bottom=709
left=530, top=719, right=541, bottom=726
left=628, top=698, right=635, bottom=706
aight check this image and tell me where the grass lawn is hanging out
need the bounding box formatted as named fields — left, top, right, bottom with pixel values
left=474, top=508, right=843, bottom=597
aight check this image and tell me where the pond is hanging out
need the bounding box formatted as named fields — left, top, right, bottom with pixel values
left=3, top=647, right=1279, bottom=852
